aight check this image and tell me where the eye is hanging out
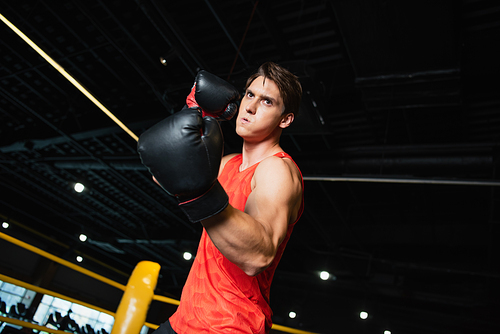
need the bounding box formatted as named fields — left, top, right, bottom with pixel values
left=263, top=99, right=272, bottom=106
left=246, top=91, right=254, bottom=98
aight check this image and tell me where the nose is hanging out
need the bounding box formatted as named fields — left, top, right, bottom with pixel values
left=244, top=98, right=257, bottom=115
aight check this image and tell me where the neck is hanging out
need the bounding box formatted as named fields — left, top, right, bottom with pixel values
left=240, top=139, right=283, bottom=171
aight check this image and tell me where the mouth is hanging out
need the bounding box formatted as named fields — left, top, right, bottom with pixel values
left=241, top=117, right=251, bottom=123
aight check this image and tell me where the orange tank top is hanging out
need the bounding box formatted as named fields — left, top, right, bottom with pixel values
left=170, top=152, right=304, bottom=334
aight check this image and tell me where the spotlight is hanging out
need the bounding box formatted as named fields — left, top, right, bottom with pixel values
left=359, top=311, right=368, bottom=320
left=319, top=271, right=330, bottom=280
left=76, top=256, right=83, bottom=263
left=159, top=49, right=177, bottom=67
left=79, top=234, right=88, bottom=242
left=2, top=222, right=9, bottom=229
left=74, top=182, right=85, bottom=193
left=288, top=311, right=297, bottom=319
left=183, top=252, right=193, bottom=260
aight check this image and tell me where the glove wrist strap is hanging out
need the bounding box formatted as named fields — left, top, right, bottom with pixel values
left=178, top=181, right=229, bottom=222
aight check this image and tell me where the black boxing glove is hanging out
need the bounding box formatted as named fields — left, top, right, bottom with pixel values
left=186, top=70, right=240, bottom=120
left=137, top=108, right=228, bottom=222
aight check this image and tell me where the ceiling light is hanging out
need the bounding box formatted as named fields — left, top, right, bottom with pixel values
left=183, top=252, right=193, bottom=260
left=79, top=234, right=88, bottom=242
left=288, top=311, right=297, bottom=319
left=76, top=256, right=83, bottom=263
left=2, top=222, right=9, bottom=229
left=359, top=311, right=368, bottom=320
left=319, top=271, right=330, bottom=280
left=74, top=182, right=85, bottom=193
left=159, top=49, right=176, bottom=67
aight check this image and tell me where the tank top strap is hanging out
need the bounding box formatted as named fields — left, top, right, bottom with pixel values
left=226, top=153, right=242, bottom=165
left=274, top=151, right=291, bottom=159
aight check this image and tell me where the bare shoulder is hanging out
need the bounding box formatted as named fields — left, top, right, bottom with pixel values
left=256, top=155, right=301, bottom=180
left=251, top=155, right=302, bottom=224
left=254, top=155, right=302, bottom=193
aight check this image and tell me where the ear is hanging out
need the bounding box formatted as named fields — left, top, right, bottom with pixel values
left=279, top=113, right=294, bottom=129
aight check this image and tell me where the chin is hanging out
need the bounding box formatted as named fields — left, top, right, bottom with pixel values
left=235, top=128, right=252, bottom=141
left=235, top=125, right=242, bottom=136
left=235, top=123, right=247, bottom=136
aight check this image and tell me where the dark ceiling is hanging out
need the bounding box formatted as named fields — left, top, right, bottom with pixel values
left=1, top=0, right=500, bottom=333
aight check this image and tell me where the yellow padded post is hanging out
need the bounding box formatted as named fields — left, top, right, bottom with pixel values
left=111, top=261, right=161, bottom=334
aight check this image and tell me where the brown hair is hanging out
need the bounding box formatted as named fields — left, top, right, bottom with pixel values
left=245, top=62, right=302, bottom=117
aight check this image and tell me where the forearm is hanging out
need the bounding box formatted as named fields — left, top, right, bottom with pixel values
left=201, top=205, right=278, bottom=276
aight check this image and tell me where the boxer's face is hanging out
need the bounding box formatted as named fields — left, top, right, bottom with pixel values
left=236, top=76, right=290, bottom=142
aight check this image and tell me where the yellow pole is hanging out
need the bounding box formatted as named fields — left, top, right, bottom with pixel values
left=0, top=214, right=129, bottom=278
left=271, top=323, right=319, bottom=334
left=0, top=316, right=71, bottom=334
left=0, top=273, right=115, bottom=316
left=152, top=294, right=180, bottom=306
left=0, top=231, right=126, bottom=291
left=111, top=261, right=161, bottom=334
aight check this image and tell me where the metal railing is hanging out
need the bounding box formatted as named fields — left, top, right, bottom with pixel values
left=0, top=231, right=316, bottom=334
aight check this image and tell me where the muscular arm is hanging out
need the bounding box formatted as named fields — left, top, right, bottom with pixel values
left=202, top=156, right=302, bottom=276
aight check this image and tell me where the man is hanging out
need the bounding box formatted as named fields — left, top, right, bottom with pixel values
left=139, top=62, right=303, bottom=333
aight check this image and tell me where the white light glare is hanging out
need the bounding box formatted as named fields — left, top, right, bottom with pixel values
left=384, top=330, right=391, bottom=334
left=76, top=256, right=83, bottom=263
left=288, top=311, right=297, bottom=319
left=183, top=252, right=193, bottom=260
left=359, top=311, right=368, bottom=319
left=319, top=271, right=330, bottom=280
left=79, top=234, right=88, bottom=242
left=2, top=222, right=9, bottom=229
left=74, top=182, right=85, bottom=193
